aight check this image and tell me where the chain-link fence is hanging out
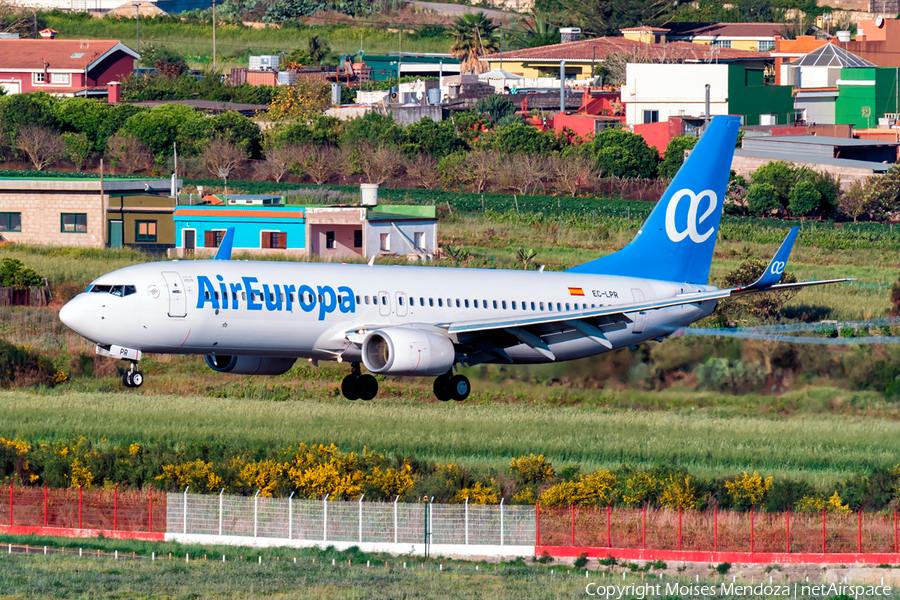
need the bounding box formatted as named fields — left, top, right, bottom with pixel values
left=167, top=492, right=536, bottom=547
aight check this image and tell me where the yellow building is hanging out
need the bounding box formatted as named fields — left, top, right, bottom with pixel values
left=661, top=22, right=787, bottom=53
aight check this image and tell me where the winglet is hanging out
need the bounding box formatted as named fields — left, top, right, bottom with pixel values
left=742, top=226, right=799, bottom=290
left=214, top=227, right=235, bottom=261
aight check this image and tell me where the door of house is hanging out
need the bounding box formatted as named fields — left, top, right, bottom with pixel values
left=183, top=230, right=196, bottom=256
left=108, top=220, right=123, bottom=249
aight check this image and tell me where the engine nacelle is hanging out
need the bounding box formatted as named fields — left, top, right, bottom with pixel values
left=362, top=328, right=455, bottom=376
left=205, top=355, right=297, bottom=375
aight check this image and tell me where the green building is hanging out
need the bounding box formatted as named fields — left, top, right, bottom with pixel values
left=727, top=64, right=795, bottom=126
left=835, top=67, right=900, bottom=129
left=361, top=54, right=460, bottom=82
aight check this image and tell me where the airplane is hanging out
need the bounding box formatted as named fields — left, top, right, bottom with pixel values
left=59, top=116, right=848, bottom=401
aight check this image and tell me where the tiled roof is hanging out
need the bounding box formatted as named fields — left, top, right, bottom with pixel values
left=0, top=39, right=137, bottom=72
left=175, top=208, right=307, bottom=219
left=482, top=36, right=770, bottom=62
left=665, top=22, right=788, bottom=38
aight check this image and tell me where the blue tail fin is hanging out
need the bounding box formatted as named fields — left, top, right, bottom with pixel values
left=566, top=115, right=741, bottom=284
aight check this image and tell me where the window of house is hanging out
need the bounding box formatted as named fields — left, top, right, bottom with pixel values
left=135, top=220, right=157, bottom=243
left=0, top=212, right=21, bottom=232
left=711, top=39, right=732, bottom=48
left=50, top=73, right=69, bottom=84
left=414, top=231, right=425, bottom=250
left=34, top=72, right=45, bottom=84
left=205, top=230, right=225, bottom=247
left=642, top=110, right=659, bottom=124
left=326, top=231, right=335, bottom=249
left=758, top=40, right=774, bottom=52
left=354, top=229, right=363, bottom=248
left=61, top=213, right=87, bottom=233
left=380, top=233, right=390, bottom=252
left=261, top=231, right=286, bottom=249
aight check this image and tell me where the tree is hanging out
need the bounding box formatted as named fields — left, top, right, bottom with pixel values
left=838, top=178, right=870, bottom=223
left=506, top=13, right=560, bottom=50
left=63, top=132, right=90, bottom=172
left=402, top=117, right=467, bottom=159
left=475, top=94, right=516, bottom=125
left=203, top=139, right=246, bottom=181
left=0, top=91, right=60, bottom=141
left=658, top=135, right=698, bottom=179
left=746, top=182, right=779, bottom=216
left=449, top=12, right=499, bottom=73
left=406, top=154, right=442, bottom=190
left=266, top=78, right=332, bottom=121
left=468, top=149, right=497, bottom=193
left=491, top=122, right=566, bottom=155
left=596, top=50, right=652, bottom=87
left=304, top=146, right=339, bottom=184
left=865, top=165, right=900, bottom=216
left=578, top=127, right=659, bottom=178
left=54, top=97, right=142, bottom=153
left=516, top=247, right=538, bottom=270
left=263, top=144, right=306, bottom=183
left=340, top=111, right=403, bottom=149
left=15, top=125, right=63, bottom=171
left=556, top=0, right=676, bottom=37
left=121, top=103, right=205, bottom=158
left=751, top=161, right=795, bottom=209
left=140, top=44, right=188, bottom=79
left=204, top=111, right=262, bottom=158
left=788, top=180, right=821, bottom=217
left=358, top=146, right=405, bottom=184
left=551, top=154, right=595, bottom=196
left=106, top=134, right=151, bottom=174
left=306, top=36, right=331, bottom=63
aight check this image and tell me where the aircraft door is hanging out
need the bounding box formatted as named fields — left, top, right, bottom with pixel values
left=378, top=291, right=391, bottom=317
left=396, top=292, right=408, bottom=317
left=631, top=288, right=646, bottom=334
left=162, top=271, right=188, bottom=318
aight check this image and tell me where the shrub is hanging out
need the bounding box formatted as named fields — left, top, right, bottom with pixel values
left=725, top=471, right=772, bottom=507
left=574, top=553, right=588, bottom=568
left=746, top=182, right=779, bottom=216
left=658, top=135, right=698, bottom=179
left=0, top=257, right=42, bottom=288
left=716, top=562, right=732, bottom=575
left=540, top=468, right=617, bottom=506
left=788, top=180, right=821, bottom=217
left=509, top=454, right=555, bottom=485
left=598, top=554, right=617, bottom=566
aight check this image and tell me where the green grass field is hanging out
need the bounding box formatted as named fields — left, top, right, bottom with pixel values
left=1, top=389, right=897, bottom=485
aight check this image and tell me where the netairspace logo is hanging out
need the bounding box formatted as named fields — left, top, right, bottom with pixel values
left=584, top=582, right=893, bottom=598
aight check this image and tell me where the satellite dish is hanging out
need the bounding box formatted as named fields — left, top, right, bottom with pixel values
left=876, top=15, right=884, bottom=27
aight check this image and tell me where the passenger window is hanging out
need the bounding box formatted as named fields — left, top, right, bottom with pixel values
left=540, top=302, right=544, bottom=311
left=205, top=291, right=210, bottom=300
left=242, top=292, right=246, bottom=301
left=123, top=285, right=136, bottom=296
left=455, top=299, right=460, bottom=308
left=364, top=296, right=370, bottom=305
left=318, top=294, right=323, bottom=302
left=438, top=299, right=442, bottom=307
left=557, top=302, right=561, bottom=311
left=289, top=293, right=294, bottom=303
left=464, top=299, right=469, bottom=308
left=566, top=303, right=570, bottom=311
left=474, top=299, right=478, bottom=308
left=429, top=298, right=434, bottom=307
left=420, top=298, right=425, bottom=306
left=531, top=302, right=536, bottom=311
left=511, top=301, right=516, bottom=309
left=399, top=296, right=404, bottom=306
left=493, top=300, right=498, bottom=309
left=483, top=299, right=488, bottom=309
left=355, top=295, right=360, bottom=304
left=382, top=296, right=387, bottom=305
left=502, top=301, right=506, bottom=309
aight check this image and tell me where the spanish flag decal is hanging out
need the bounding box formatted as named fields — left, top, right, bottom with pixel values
left=568, top=287, right=585, bottom=296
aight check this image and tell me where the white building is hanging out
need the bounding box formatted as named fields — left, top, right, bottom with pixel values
left=621, top=63, right=731, bottom=126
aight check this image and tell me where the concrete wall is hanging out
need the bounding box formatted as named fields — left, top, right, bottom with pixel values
left=0, top=191, right=106, bottom=247
left=732, top=152, right=880, bottom=189
left=796, top=95, right=836, bottom=124
left=365, top=220, right=436, bottom=258
left=308, top=223, right=362, bottom=259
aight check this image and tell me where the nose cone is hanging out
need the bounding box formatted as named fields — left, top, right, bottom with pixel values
left=59, top=296, right=92, bottom=340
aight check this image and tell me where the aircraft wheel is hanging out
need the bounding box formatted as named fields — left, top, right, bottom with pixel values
left=130, top=371, right=144, bottom=388
left=341, top=375, right=360, bottom=400
left=433, top=375, right=452, bottom=401
left=358, top=374, right=378, bottom=401
left=449, top=374, right=470, bottom=401
left=123, top=372, right=134, bottom=388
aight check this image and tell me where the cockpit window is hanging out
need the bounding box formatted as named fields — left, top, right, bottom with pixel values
left=89, top=284, right=135, bottom=297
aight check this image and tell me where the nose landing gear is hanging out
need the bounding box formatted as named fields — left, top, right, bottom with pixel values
left=341, top=362, right=378, bottom=400
left=123, top=362, right=143, bottom=388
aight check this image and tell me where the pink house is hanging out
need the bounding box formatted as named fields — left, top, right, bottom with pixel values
left=0, top=39, right=138, bottom=97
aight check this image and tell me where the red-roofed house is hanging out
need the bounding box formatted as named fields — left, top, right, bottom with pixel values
left=0, top=39, right=138, bottom=97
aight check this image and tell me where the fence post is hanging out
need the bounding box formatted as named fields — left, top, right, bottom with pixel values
left=571, top=504, right=575, bottom=547
left=113, top=484, right=118, bottom=532
left=678, top=506, right=682, bottom=552
left=394, top=495, right=400, bottom=544
left=641, top=504, right=646, bottom=550
left=253, top=489, right=260, bottom=538
left=43, top=484, right=47, bottom=528
left=500, top=498, right=504, bottom=547
left=786, top=507, right=790, bottom=553
left=218, top=488, right=224, bottom=536
left=750, top=506, right=754, bottom=554
left=464, top=496, right=469, bottom=546
left=358, top=494, right=364, bottom=543
left=429, top=496, right=434, bottom=548
left=535, top=501, right=540, bottom=547
left=8, top=481, right=11, bottom=527
left=858, top=510, right=862, bottom=554
left=183, top=486, right=189, bottom=535
left=895, top=510, right=898, bottom=554
left=289, top=492, right=295, bottom=540
left=323, top=494, right=330, bottom=542
left=148, top=489, right=153, bottom=534
left=713, top=505, right=717, bottom=553
left=822, top=508, right=826, bottom=554
left=78, top=485, right=82, bottom=529
left=607, top=504, right=611, bottom=548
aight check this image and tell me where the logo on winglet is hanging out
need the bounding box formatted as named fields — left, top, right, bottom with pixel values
left=665, top=189, right=718, bottom=244
left=770, top=261, right=785, bottom=275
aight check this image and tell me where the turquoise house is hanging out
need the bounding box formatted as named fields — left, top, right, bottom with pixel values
left=172, top=205, right=308, bottom=256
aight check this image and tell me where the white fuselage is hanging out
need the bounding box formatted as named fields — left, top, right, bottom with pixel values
left=61, top=260, right=719, bottom=365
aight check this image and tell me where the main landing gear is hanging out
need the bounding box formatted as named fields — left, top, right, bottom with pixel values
left=341, top=363, right=378, bottom=401
left=122, top=361, right=143, bottom=388
left=433, top=371, right=470, bottom=402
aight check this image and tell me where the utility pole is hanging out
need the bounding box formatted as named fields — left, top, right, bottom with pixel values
left=132, top=3, right=140, bottom=72
left=212, top=0, right=216, bottom=73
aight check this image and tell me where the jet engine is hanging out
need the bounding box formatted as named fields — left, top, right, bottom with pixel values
left=205, top=355, right=297, bottom=375
left=362, top=328, right=455, bottom=377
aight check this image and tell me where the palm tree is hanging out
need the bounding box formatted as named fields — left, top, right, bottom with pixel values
left=507, top=13, right=560, bottom=50
left=449, top=12, right=499, bottom=73
left=307, top=36, right=331, bottom=64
